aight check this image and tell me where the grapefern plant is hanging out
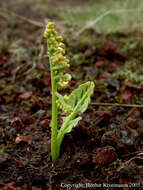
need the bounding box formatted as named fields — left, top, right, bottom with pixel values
left=44, top=22, right=94, bottom=161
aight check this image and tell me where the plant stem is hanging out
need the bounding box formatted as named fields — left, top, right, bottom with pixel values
left=51, top=75, right=58, bottom=161
left=49, top=52, right=58, bottom=161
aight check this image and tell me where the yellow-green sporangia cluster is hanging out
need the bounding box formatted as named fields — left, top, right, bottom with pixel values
left=55, top=92, right=73, bottom=114
left=44, top=22, right=71, bottom=89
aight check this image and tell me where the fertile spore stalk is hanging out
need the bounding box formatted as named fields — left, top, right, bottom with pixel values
left=44, top=22, right=94, bottom=161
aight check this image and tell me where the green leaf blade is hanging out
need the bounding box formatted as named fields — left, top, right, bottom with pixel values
left=69, top=81, right=95, bottom=113
left=63, top=116, right=82, bottom=134
left=57, top=116, right=82, bottom=146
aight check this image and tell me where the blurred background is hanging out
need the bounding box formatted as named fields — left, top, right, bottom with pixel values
left=1, top=0, right=143, bottom=86
left=1, top=0, right=143, bottom=34
left=1, top=0, right=143, bottom=84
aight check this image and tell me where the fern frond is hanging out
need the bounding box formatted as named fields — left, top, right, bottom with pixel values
left=68, top=81, right=95, bottom=113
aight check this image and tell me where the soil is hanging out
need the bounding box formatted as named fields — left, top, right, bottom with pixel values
left=0, top=0, right=143, bottom=190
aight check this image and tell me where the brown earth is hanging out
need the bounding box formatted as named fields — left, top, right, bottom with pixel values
left=0, top=0, right=143, bottom=189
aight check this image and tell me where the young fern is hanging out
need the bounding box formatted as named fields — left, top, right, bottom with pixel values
left=44, top=22, right=95, bottom=161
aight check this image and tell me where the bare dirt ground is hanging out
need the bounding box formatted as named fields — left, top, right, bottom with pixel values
left=0, top=0, right=143, bottom=189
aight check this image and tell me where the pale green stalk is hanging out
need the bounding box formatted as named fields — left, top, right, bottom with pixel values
left=49, top=55, right=58, bottom=161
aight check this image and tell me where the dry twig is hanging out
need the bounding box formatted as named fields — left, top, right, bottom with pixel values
left=92, top=102, right=143, bottom=108
left=75, top=8, right=143, bottom=36
left=0, top=8, right=44, bottom=27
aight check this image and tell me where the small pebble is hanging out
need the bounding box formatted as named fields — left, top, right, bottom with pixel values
left=121, top=130, right=128, bottom=137
left=110, top=123, right=116, bottom=130
left=9, top=128, right=17, bottom=135
left=35, top=110, right=45, bottom=118
left=19, top=86, right=25, bottom=92
left=122, top=137, right=133, bottom=145
left=17, top=176, right=24, bottom=185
